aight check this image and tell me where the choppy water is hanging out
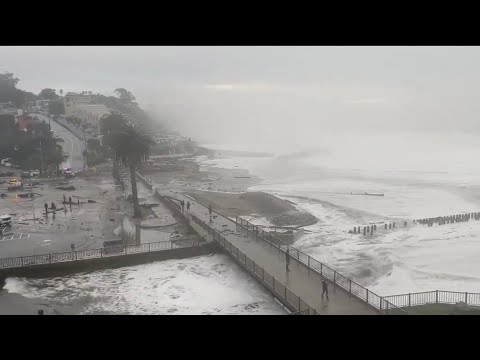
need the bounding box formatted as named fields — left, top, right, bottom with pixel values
left=200, top=133, right=480, bottom=295
left=3, top=254, right=286, bottom=315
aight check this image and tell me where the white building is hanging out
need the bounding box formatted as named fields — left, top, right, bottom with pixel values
left=64, top=92, right=109, bottom=128
left=35, top=99, right=51, bottom=112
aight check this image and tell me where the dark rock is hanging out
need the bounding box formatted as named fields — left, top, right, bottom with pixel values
left=271, top=210, right=318, bottom=227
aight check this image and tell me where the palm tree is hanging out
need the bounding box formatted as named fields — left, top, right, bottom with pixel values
left=115, top=123, right=155, bottom=218
left=100, top=111, right=127, bottom=185
left=100, top=112, right=155, bottom=218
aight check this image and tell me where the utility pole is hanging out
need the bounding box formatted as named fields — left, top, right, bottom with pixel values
left=83, top=125, right=87, bottom=172
left=39, top=140, right=44, bottom=175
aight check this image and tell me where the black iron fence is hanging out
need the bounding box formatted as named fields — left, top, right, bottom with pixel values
left=384, top=290, right=480, bottom=308
left=235, top=217, right=406, bottom=315
left=0, top=239, right=204, bottom=270
left=189, top=213, right=317, bottom=314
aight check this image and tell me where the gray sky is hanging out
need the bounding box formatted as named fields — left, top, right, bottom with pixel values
left=2, top=46, right=480, bottom=146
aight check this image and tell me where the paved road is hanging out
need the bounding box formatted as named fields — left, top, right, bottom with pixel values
left=158, top=188, right=378, bottom=315
left=33, top=113, right=85, bottom=172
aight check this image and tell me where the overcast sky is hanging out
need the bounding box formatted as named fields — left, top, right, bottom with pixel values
left=2, top=46, right=480, bottom=147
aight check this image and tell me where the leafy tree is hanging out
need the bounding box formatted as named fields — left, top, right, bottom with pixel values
left=114, top=88, right=136, bottom=104
left=39, top=88, right=58, bottom=100
left=0, top=72, right=29, bottom=107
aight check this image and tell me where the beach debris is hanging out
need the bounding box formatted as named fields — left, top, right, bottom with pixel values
left=56, top=185, right=76, bottom=191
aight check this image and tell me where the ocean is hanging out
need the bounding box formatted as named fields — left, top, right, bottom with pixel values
left=199, top=132, right=480, bottom=296
left=3, top=254, right=286, bottom=315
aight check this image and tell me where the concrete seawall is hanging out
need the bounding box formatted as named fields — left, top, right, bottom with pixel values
left=0, top=243, right=216, bottom=288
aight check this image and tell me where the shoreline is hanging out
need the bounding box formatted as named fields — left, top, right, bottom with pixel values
left=143, top=152, right=319, bottom=229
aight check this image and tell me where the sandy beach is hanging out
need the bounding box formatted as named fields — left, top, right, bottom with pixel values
left=145, top=154, right=318, bottom=228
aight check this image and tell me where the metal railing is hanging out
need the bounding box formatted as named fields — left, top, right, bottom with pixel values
left=289, top=309, right=311, bottom=315
left=0, top=239, right=204, bottom=270
left=158, top=193, right=404, bottom=314
left=189, top=213, right=318, bottom=315
left=235, top=217, right=406, bottom=315
left=384, top=290, right=480, bottom=308
left=150, top=181, right=406, bottom=314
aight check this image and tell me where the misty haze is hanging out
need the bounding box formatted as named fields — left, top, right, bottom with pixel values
left=1, top=46, right=480, bottom=315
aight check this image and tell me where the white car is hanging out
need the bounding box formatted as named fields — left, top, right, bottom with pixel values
left=3, top=162, right=12, bottom=167
left=30, top=170, right=40, bottom=177
left=1, top=158, right=12, bottom=166
left=0, top=215, right=12, bottom=227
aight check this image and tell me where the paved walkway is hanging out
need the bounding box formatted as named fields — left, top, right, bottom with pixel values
left=160, top=189, right=378, bottom=315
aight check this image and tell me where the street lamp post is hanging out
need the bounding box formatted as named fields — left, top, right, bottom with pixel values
left=39, top=140, right=44, bottom=176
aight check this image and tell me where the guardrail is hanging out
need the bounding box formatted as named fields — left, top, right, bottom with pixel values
left=384, top=290, right=480, bottom=308
left=189, top=212, right=318, bottom=314
left=146, top=179, right=406, bottom=314
left=235, top=217, right=406, bottom=315
left=0, top=239, right=204, bottom=270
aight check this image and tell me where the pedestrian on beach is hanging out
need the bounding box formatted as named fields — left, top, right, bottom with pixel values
left=209, top=204, right=213, bottom=223
left=322, top=278, right=329, bottom=301
left=181, top=200, right=185, bottom=213
left=187, top=201, right=191, bottom=212
left=286, top=247, right=290, bottom=273
left=44, top=202, right=48, bottom=215
left=69, top=196, right=72, bottom=208
left=78, top=199, right=80, bottom=206
left=51, top=202, right=56, bottom=210
left=63, top=194, right=66, bottom=204
left=71, top=243, right=75, bottom=252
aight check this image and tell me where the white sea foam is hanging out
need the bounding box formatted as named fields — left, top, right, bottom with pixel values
left=4, top=254, right=285, bottom=315
left=199, top=134, right=480, bottom=295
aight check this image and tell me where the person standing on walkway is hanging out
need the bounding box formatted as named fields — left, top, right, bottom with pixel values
left=78, top=199, right=80, bottom=206
left=322, top=279, right=329, bottom=301
left=69, top=196, right=72, bottom=208
left=63, top=194, right=66, bottom=204
left=286, top=247, right=291, bottom=273
left=187, top=201, right=191, bottom=212
left=209, top=204, right=213, bottom=223
left=44, top=202, right=48, bottom=216
left=181, top=200, right=185, bottom=213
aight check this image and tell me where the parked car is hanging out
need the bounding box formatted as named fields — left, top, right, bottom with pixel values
left=30, top=170, right=40, bottom=177
left=7, top=180, right=23, bottom=191
left=62, top=153, right=69, bottom=159
left=0, top=215, right=12, bottom=227
left=21, top=171, right=31, bottom=178
left=1, top=158, right=12, bottom=166
left=3, top=162, right=12, bottom=167
left=62, top=167, right=74, bottom=178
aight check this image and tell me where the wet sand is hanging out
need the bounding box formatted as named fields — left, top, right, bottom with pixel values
left=145, top=155, right=317, bottom=227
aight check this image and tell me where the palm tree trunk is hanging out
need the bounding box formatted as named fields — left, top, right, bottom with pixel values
left=112, top=158, right=120, bottom=184
left=129, top=160, right=141, bottom=218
